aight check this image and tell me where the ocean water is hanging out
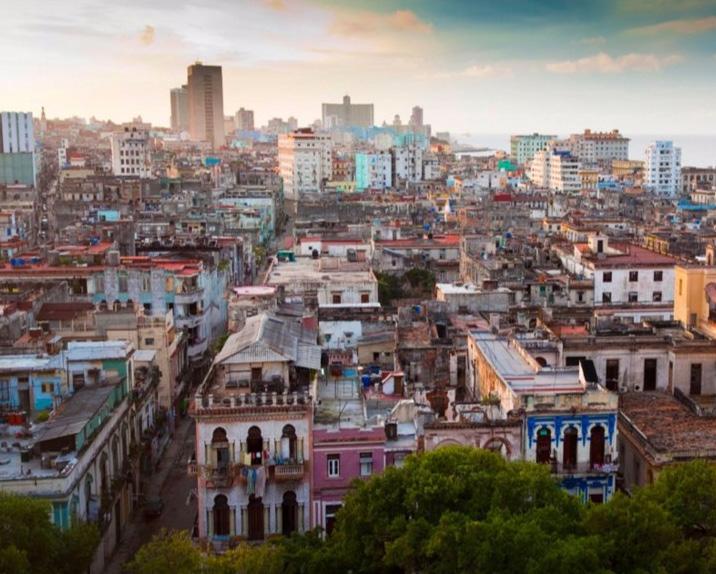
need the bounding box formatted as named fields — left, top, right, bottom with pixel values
left=459, top=133, right=716, bottom=168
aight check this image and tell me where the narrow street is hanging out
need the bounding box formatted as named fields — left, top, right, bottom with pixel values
left=104, top=414, right=196, bottom=574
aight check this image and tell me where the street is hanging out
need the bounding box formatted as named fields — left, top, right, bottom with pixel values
left=103, top=415, right=196, bottom=574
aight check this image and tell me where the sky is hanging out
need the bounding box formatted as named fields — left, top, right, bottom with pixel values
left=2, top=0, right=716, bottom=135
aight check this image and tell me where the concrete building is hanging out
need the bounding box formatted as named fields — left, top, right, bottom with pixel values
left=235, top=108, right=255, bottom=132
left=187, top=62, right=225, bottom=149
left=570, top=129, right=629, bottom=165
left=0, top=112, right=36, bottom=186
left=392, top=145, right=424, bottom=186
left=278, top=129, right=332, bottom=199
left=645, top=141, right=681, bottom=197
left=548, top=151, right=581, bottom=193
left=191, top=312, right=320, bottom=542
left=110, top=126, right=152, bottom=178
left=510, top=133, right=556, bottom=166
left=409, top=106, right=423, bottom=127
left=355, top=151, right=392, bottom=192
left=170, top=85, right=189, bottom=132
left=322, top=95, right=374, bottom=128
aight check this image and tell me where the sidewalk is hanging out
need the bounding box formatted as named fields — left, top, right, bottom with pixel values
left=103, top=415, right=196, bottom=574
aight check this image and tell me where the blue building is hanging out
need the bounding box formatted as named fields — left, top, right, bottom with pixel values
left=468, top=331, right=620, bottom=502
left=0, top=354, right=66, bottom=418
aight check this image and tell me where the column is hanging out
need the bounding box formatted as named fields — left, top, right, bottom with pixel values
left=230, top=507, right=236, bottom=536
left=206, top=509, right=213, bottom=538
left=241, top=507, right=248, bottom=537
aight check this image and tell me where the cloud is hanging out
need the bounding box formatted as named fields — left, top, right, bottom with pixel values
left=329, top=9, right=432, bottom=37
left=139, top=25, right=155, bottom=46
left=420, top=64, right=512, bottom=80
left=546, top=52, right=681, bottom=74
left=262, top=0, right=286, bottom=11
left=579, top=36, right=607, bottom=45
left=630, top=16, right=716, bottom=35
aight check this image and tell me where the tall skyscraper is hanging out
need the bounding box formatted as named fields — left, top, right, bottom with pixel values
left=170, top=85, right=189, bottom=132
left=187, top=62, right=225, bottom=149
left=409, top=106, right=423, bottom=127
left=645, top=141, right=682, bottom=197
left=235, top=108, right=254, bottom=132
left=321, top=95, right=374, bottom=129
left=0, top=111, right=36, bottom=186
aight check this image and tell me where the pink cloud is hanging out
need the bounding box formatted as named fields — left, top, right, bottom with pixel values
left=546, top=52, right=681, bottom=74
left=330, top=9, right=432, bottom=37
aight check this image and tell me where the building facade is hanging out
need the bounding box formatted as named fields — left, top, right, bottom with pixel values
left=645, top=141, right=681, bottom=196
left=170, top=85, right=189, bottom=132
left=110, top=127, right=152, bottom=178
left=187, top=62, right=225, bottom=149
left=322, top=95, right=374, bottom=128
left=278, top=129, right=332, bottom=199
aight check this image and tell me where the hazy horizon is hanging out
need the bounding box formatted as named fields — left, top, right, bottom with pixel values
left=2, top=0, right=715, bottom=135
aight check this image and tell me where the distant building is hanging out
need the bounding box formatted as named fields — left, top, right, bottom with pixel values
left=0, top=112, right=36, bottom=186
left=549, top=151, right=581, bottom=193
left=510, top=133, right=556, bottom=165
left=355, top=151, right=392, bottom=191
left=645, top=141, right=681, bottom=196
left=278, top=129, right=332, bottom=198
left=568, top=129, right=629, bottom=165
left=110, top=126, right=152, bottom=178
left=409, top=106, right=423, bottom=127
left=322, top=95, right=374, bottom=129
left=187, top=62, right=225, bottom=149
left=170, top=85, right=189, bottom=131
left=235, top=108, right=254, bottom=132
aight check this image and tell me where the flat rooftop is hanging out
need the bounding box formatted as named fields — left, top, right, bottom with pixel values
left=620, top=392, right=716, bottom=457
left=266, top=257, right=375, bottom=286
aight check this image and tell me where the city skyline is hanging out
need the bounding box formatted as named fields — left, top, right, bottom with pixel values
left=2, top=0, right=716, bottom=134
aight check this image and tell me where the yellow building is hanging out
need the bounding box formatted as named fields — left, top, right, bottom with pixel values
left=674, top=249, right=716, bottom=336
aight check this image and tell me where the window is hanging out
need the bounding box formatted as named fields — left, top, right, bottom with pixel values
left=654, top=270, right=663, bottom=282
left=644, top=358, right=657, bottom=391
left=359, top=452, right=373, bottom=476
left=325, top=504, right=342, bottom=535
left=247, top=426, right=263, bottom=466
left=589, top=425, right=605, bottom=468
left=652, top=291, right=662, bottom=302
left=629, top=271, right=639, bottom=282
left=606, top=359, right=620, bottom=391
left=690, top=363, right=702, bottom=395
left=577, top=291, right=584, bottom=303
left=41, top=383, right=54, bottom=394
left=603, top=271, right=612, bottom=283
left=602, top=292, right=612, bottom=303
left=563, top=427, right=578, bottom=470
left=0, top=380, right=9, bottom=402
left=327, top=454, right=340, bottom=477
left=361, top=293, right=370, bottom=304
left=144, top=338, right=155, bottom=346
left=628, top=291, right=638, bottom=303
left=536, top=427, right=551, bottom=464
left=332, top=293, right=342, bottom=305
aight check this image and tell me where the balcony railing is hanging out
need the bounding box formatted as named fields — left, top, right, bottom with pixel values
left=273, top=461, right=306, bottom=481
left=549, top=461, right=618, bottom=475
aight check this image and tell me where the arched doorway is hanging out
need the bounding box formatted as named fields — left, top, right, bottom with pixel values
left=282, top=491, right=298, bottom=536
left=536, top=427, right=551, bottom=463
left=535, top=356, right=548, bottom=367
left=281, top=425, right=297, bottom=461
left=213, top=494, right=230, bottom=537
left=247, top=495, right=264, bottom=541
left=590, top=425, right=605, bottom=468
left=563, top=426, right=578, bottom=470
left=247, top=426, right=263, bottom=466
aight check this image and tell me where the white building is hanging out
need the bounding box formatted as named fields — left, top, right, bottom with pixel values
left=391, top=145, right=424, bottom=186
left=571, top=129, right=629, bottom=165
left=278, top=129, right=332, bottom=199
left=645, top=141, right=681, bottom=197
left=110, top=126, right=152, bottom=178
left=0, top=112, right=34, bottom=153
left=529, top=150, right=551, bottom=187
left=548, top=151, right=581, bottom=193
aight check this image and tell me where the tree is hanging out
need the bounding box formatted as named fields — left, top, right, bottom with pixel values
left=125, top=530, right=204, bottom=574
left=0, top=493, right=99, bottom=574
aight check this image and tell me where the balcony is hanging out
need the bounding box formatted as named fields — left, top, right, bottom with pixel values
left=175, top=312, right=203, bottom=330
left=175, top=287, right=203, bottom=305
left=549, top=461, right=618, bottom=475
left=273, top=461, right=307, bottom=481
left=188, top=337, right=208, bottom=359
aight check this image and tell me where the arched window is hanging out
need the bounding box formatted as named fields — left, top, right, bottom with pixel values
left=590, top=425, right=605, bottom=468
left=535, top=356, right=548, bottom=367
left=483, top=438, right=510, bottom=458
left=282, top=491, right=298, bottom=536
left=126, top=299, right=134, bottom=311
left=563, top=426, right=578, bottom=470
left=84, top=475, right=93, bottom=518
left=247, top=426, right=263, bottom=466
left=536, top=427, right=551, bottom=464
left=113, top=300, right=121, bottom=311
left=99, top=453, right=109, bottom=497
left=212, top=427, right=230, bottom=469
left=281, top=425, right=297, bottom=461
left=213, top=494, right=230, bottom=537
